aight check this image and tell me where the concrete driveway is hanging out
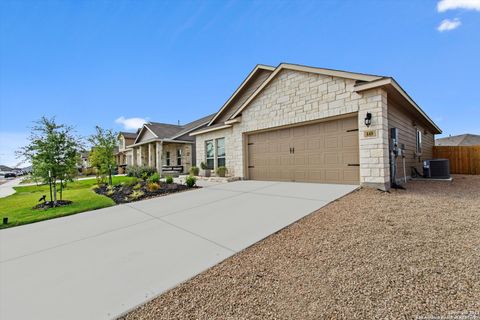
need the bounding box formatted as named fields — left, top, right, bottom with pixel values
left=0, top=180, right=357, bottom=320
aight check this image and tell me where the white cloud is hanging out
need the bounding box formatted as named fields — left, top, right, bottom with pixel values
left=437, top=0, right=480, bottom=12
left=0, top=132, right=30, bottom=167
left=437, top=18, right=462, bottom=31
left=115, top=116, right=147, bottom=130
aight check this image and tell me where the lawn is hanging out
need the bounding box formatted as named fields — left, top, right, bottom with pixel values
left=0, top=176, right=135, bottom=229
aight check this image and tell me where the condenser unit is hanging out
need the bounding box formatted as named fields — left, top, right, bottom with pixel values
left=423, top=159, right=450, bottom=179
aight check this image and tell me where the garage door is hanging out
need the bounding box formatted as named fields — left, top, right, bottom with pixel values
left=247, top=116, right=359, bottom=184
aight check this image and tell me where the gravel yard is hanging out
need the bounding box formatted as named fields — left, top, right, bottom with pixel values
left=121, top=175, right=480, bottom=320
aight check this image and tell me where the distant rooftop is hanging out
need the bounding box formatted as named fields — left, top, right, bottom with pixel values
left=436, top=134, right=480, bottom=146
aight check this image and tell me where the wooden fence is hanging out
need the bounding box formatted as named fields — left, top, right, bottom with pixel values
left=433, top=145, right=480, bottom=175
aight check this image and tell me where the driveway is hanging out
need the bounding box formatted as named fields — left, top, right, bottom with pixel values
left=0, top=180, right=357, bottom=320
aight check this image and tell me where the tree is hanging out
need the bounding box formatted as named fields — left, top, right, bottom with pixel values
left=88, top=126, right=117, bottom=186
left=18, top=117, right=82, bottom=206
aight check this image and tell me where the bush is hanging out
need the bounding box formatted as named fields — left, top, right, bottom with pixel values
left=133, top=183, right=142, bottom=190
left=165, top=175, right=174, bottom=184
left=141, top=172, right=149, bottom=181
left=126, top=165, right=157, bottom=178
left=185, top=176, right=196, bottom=188
left=147, top=182, right=160, bottom=191
left=189, top=166, right=199, bottom=176
left=216, top=166, right=228, bottom=177
left=200, top=162, right=208, bottom=170
left=148, top=172, right=160, bottom=184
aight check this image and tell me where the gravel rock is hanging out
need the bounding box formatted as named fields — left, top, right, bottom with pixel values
left=120, top=175, right=480, bottom=320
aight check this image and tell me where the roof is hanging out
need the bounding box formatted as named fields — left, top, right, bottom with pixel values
left=119, top=131, right=137, bottom=139
left=436, top=134, right=480, bottom=146
left=191, top=62, right=441, bottom=135
left=132, top=113, right=215, bottom=145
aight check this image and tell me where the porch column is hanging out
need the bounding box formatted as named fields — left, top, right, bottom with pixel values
left=156, top=141, right=162, bottom=175
left=138, top=146, right=143, bottom=166
left=148, top=143, right=154, bottom=168
left=132, top=148, right=138, bottom=166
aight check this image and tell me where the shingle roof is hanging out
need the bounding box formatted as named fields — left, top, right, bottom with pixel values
left=134, top=113, right=216, bottom=144
left=119, top=131, right=137, bottom=139
left=436, top=134, right=480, bottom=146
left=171, top=113, right=215, bottom=139
left=145, top=122, right=184, bottom=139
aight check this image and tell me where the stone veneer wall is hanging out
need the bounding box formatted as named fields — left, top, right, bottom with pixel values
left=195, top=69, right=391, bottom=189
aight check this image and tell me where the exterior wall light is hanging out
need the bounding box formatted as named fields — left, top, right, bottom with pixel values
left=365, top=112, right=372, bottom=127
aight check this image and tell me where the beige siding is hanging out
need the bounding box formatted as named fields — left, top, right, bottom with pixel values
left=388, top=101, right=435, bottom=181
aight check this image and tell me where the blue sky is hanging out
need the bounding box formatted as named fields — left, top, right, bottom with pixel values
left=1, top=0, right=479, bottom=166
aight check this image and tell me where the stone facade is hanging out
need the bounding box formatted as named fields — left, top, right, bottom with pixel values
left=195, top=69, right=392, bottom=189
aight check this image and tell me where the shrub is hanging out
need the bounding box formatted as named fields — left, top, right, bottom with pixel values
left=185, top=176, right=196, bottom=188
left=133, top=183, right=142, bottom=190
left=106, top=189, right=115, bottom=196
left=216, top=166, right=228, bottom=177
left=200, top=162, right=208, bottom=170
left=147, top=182, right=160, bottom=191
left=141, top=172, right=149, bottom=181
left=126, top=165, right=157, bottom=178
left=165, top=175, right=174, bottom=184
left=130, top=190, right=144, bottom=200
left=148, top=172, right=160, bottom=184
left=189, top=166, right=199, bottom=176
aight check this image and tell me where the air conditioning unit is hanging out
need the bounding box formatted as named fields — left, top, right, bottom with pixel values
left=423, top=159, right=450, bottom=179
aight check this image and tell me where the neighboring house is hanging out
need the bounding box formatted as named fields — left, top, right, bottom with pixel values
left=116, top=132, right=137, bottom=173
left=190, top=63, right=441, bottom=190
left=436, top=134, right=480, bottom=146
left=127, top=114, right=214, bottom=174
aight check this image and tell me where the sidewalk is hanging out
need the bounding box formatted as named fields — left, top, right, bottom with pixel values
left=0, top=178, right=21, bottom=198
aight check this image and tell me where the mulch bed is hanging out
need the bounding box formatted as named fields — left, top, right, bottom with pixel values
left=120, top=175, right=480, bottom=320
left=94, top=181, right=199, bottom=204
left=33, top=200, right=72, bottom=210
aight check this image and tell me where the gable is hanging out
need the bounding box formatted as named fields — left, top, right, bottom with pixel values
left=228, top=63, right=382, bottom=120
left=135, top=126, right=157, bottom=143
left=238, top=68, right=360, bottom=130
left=209, top=66, right=274, bottom=126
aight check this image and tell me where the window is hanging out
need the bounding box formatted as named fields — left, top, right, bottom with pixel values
left=216, top=138, right=225, bottom=167
left=177, top=148, right=182, bottom=166
left=416, top=129, right=422, bottom=154
left=166, top=151, right=171, bottom=166
left=205, top=140, right=214, bottom=169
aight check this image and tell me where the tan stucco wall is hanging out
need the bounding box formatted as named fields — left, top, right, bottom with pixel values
left=195, top=69, right=391, bottom=188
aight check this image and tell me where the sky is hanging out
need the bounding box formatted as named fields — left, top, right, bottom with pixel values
left=1, top=0, right=479, bottom=167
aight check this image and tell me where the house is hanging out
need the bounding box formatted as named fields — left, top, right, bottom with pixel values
left=436, top=134, right=480, bottom=146
left=127, top=114, right=214, bottom=175
left=116, top=131, right=137, bottom=173
left=190, top=63, right=441, bottom=190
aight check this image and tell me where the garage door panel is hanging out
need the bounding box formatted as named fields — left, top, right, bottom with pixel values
left=342, top=135, right=358, bottom=148
left=247, top=116, right=359, bottom=184
left=325, top=136, right=339, bottom=149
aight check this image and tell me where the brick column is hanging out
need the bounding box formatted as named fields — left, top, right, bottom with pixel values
left=358, top=88, right=390, bottom=190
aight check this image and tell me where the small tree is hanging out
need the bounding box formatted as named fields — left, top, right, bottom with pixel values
left=18, top=117, right=82, bottom=206
left=88, top=126, right=117, bottom=186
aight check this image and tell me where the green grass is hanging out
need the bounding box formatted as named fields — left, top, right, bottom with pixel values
left=0, top=176, right=135, bottom=229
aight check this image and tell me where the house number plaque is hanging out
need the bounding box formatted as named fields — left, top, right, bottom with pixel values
left=364, top=130, right=377, bottom=138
